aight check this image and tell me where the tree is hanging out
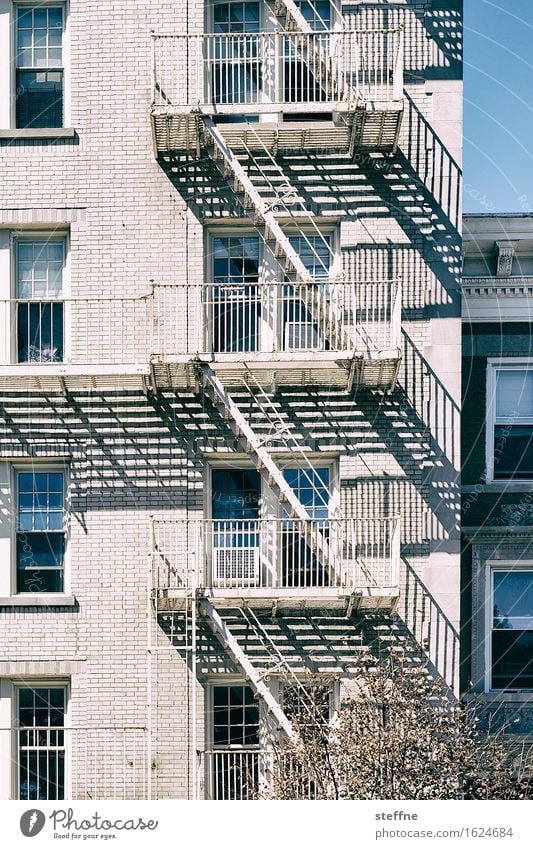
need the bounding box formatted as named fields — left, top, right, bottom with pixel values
left=268, top=653, right=531, bottom=800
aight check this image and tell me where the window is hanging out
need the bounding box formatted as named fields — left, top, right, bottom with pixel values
left=283, top=234, right=331, bottom=350
left=15, top=5, right=65, bottom=129
left=210, top=684, right=259, bottom=799
left=283, top=3, right=332, bottom=111
left=281, top=467, right=330, bottom=586
left=296, top=0, right=331, bottom=31
left=17, top=470, right=65, bottom=593
left=17, top=686, right=66, bottom=800
left=489, top=364, right=533, bottom=480
left=491, top=569, right=533, bottom=690
left=207, top=463, right=334, bottom=588
left=15, top=238, right=65, bottom=363
left=211, top=468, right=261, bottom=585
left=211, top=235, right=260, bottom=352
left=212, top=1, right=261, bottom=106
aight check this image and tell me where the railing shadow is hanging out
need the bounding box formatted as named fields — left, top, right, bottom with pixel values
left=398, top=557, right=459, bottom=692
left=401, top=92, right=462, bottom=232
left=400, top=328, right=460, bottom=472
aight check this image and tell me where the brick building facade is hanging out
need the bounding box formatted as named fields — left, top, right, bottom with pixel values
left=462, top=214, right=533, bottom=755
left=0, top=0, right=462, bottom=799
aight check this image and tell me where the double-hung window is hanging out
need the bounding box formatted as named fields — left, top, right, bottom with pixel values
left=211, top=684, right=260, bottom=799
left=491, top=569, right=533, bottom=690
left=15, top=5, right=65, bottom=129
left=17, top=470, right=66, bottom=593
left=489, top=364, right=533, bottom=481
left=284, top=234, right=331, bottom=350
left=212, top=1, right=261, bottom=107
left=281, top=466, right=331, bottom=587
left=211, top=235, right=260, bottom=353
left=15, top=238, right=65, bottom=364
left=17, top=686, right=66, bottom=800
left=211, top=468, right=261, bottom=585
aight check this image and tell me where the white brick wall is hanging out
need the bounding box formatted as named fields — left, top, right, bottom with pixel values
left=0, top=0, right=462, bottom=799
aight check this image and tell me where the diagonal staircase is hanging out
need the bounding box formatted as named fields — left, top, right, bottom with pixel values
left=203, top=119, right=356, bottom=357
left=200, top=364, right=339, bottom=583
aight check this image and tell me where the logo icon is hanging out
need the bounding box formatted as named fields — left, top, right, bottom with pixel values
left=20, top=810, right=46, bottom=838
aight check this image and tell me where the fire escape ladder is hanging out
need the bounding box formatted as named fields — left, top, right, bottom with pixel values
left=237, top=606, right=329, bottom=724
left=199, top=598, right=296, bottom=740
left=203, top=118, right=356, bottom=357
left=200, top=364, right=339, bottom=583
left=272, top=0, right=360, bottom=111
left=240, top=370, right=338, bottom=516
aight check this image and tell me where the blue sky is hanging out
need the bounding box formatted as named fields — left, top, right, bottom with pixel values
left=464, top=1, right=533, bottom=213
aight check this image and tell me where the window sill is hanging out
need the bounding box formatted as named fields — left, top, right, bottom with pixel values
left=466, top=691, right=533, bottom=704
left=0, top=128, right=76, bottom=140
left=0, top=594, right=77, bottom=608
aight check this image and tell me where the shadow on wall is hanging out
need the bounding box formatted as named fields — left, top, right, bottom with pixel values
left=347, top=1, right=462, bottom=82
left=155, top=602, right=458, bottom=692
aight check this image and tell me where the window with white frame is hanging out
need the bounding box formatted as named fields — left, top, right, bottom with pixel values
left=15, top=237, right=65, bottom=363
left=212, top=1, right=261, bottom=107
left=488, top=364, right=533, bottom=481
left=16, top=470, right=66, bottom=593
left=490, top=568, right=533, bottom=690
left=207, top=462, right=334, bottom=588
left=283, top=234, right=332, bottom=350
left=211, top=235, right=261, bottom=353
left=208, top=230, right=336, bottom=354
left=210, top=683, right=260, bottom=799
left=15, top=4, right=65, bottom=129
left=16, top=685, right=66, bottom=800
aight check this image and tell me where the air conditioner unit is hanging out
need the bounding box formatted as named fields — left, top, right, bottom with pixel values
left=214, top=546, right=260, bottom=585
left=284, top=322, right=323, bottom=351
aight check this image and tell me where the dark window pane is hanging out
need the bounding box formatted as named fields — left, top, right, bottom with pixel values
left=17, top=301, right=64, bottom=363
left=494, top=425, right=533, bottom=479
left=49, top=688, right=65, bottom=708
left=492, top=631, right=533, bottom=689
left=16, top=534, right=65, bottom=593
left=17, top=568, right=64, bottom=593
left=229, top=686, right=245, bottom=705
left=18, top=689, right=33, bottom=708
left=212, top=469, right=260, bottom=520
left=16, top=70, right=63, bottom=129
left=493, top=572, right=533, bottom=628
left=213, top=687, right=229, bottom=707
left=17, top=533, right=64, bottom=567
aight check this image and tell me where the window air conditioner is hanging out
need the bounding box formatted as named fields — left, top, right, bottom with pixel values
left=214, top=546, right=260, bottom=585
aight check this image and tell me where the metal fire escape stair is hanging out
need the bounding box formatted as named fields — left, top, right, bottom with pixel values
left=200, top=598, right=296, bottom=739
left=200, top=600, right=330, bottom=740
left=272, top=0, right=404, bottom=155
left=272, top=0, right=359, bottom=107
left=200, top=364, right=338, bottom=582
left=203, top=118, right=357, bottom=363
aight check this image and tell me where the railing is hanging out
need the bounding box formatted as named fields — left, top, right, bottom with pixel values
left=152, top=516, right=400, bottom=593
left=155, top=279, right=401, bottom=357
left=152, top=29, right=404, bottom=113
left=204, top=748, right=261, bottom=800
left=0, top=296, right=153, bottom=366
left=0, top=281, right=401, bottom=367
left=1, top=726, right=149, bottom=800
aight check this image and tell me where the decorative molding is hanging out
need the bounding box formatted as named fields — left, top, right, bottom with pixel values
left=463, top=525, right=533, bottom=541
left=496, top=242, right=517, bottom=277
left=461, top=276, right=533, bottom=297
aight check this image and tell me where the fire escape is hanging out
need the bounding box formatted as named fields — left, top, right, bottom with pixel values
left=150, top=0, right=404, bottom=798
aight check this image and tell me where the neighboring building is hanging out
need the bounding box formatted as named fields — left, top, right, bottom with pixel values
left=462, top=214, right=533, bottom=754
left=0, top=1, right=462, bottom=800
